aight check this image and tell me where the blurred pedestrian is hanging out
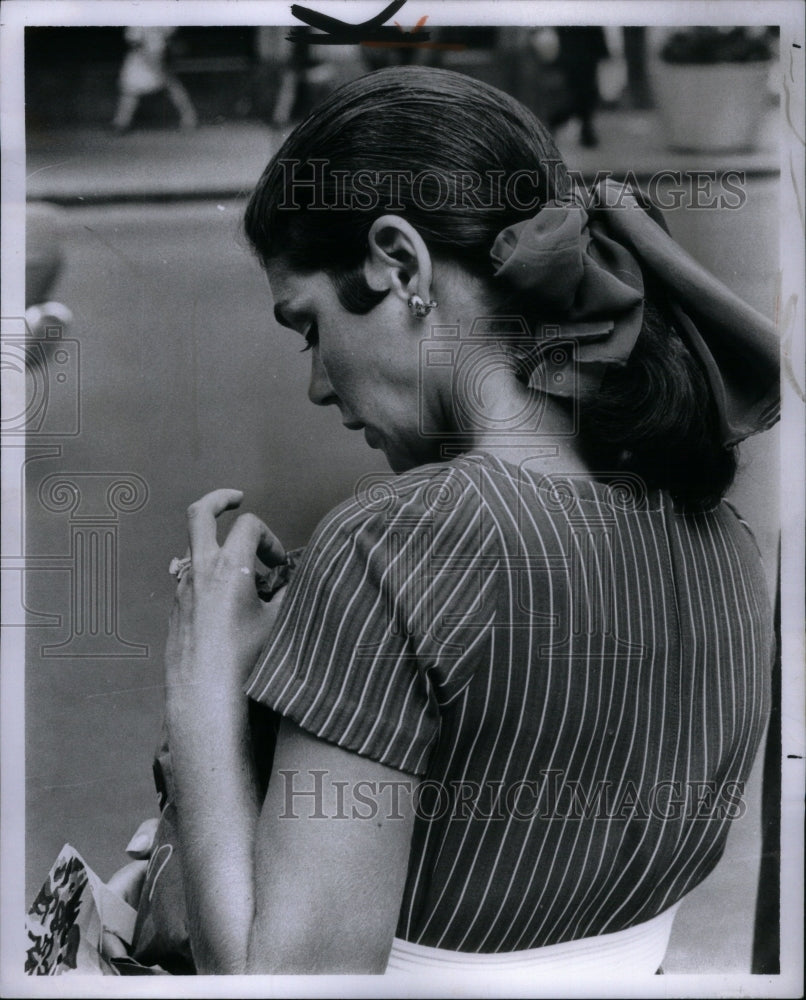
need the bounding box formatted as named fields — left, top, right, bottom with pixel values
left=111, top=27, right=198, bottom=134
left=268, top=27, right=315, bottom=128
left=25, top=202, right=73, bottom=336
left=268, top=29, right=361, bottom=128
left=550, top=27, right=608, bottom=147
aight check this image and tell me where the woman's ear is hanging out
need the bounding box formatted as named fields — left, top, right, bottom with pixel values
left=364, top=215, right=434, bottom=307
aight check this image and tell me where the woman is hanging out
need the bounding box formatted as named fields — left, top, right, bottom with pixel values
left=137, top=67, right=778, bottom=975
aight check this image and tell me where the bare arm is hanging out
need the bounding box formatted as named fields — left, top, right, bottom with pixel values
left=165, top=489, right=417, bottom=974
left=248, top=719, right=418, bottom=974
left=166, top=670, right=260, bottom=974
left=169, top=698, right=417, bottom=974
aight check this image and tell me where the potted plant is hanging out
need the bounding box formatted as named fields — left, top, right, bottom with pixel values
left=652, top=27, right=775, bottom=152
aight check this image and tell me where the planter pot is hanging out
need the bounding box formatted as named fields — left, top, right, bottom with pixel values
left=652, top=61, right=771, bottom=152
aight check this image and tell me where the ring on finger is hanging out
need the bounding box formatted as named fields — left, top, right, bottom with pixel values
left=168, top=555, right=192, bottom=582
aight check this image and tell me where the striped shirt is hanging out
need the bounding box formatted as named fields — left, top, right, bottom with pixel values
left=245, top=451, right=773, bottom=952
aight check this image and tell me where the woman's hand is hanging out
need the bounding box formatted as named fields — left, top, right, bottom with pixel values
left=105, top=816, right=160, bottom=906
left=160, top=492, right=287, bottom=972
left=101, top=817, right=160, bottom=961
left=165, top=489, right=288, bottom=712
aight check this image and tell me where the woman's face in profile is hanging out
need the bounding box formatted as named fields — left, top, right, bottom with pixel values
left=267, top=260, right=444, bottom=473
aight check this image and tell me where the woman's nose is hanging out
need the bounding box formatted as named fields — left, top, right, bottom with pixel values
left=308, top=351, right=338, bottom=407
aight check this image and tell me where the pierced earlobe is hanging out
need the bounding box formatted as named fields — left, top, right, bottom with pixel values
left=407, top=294, right=438, bottom=319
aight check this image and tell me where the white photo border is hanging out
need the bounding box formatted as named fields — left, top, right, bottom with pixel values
left=2, top=1, right=803, bottom=997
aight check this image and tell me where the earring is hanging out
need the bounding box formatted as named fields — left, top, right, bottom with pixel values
left=407, top=294, right=438, bottom=319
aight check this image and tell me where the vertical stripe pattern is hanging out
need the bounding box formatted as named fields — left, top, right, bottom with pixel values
left=244, top=452, right=772, bottom=953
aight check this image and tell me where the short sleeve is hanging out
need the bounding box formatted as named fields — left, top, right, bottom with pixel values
left=244, top=467, right=501, bottom=776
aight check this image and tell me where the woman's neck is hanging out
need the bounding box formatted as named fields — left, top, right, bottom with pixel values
left=449, top=359, right=592, bottom=477
left=426, top=270, right=592, bottom=478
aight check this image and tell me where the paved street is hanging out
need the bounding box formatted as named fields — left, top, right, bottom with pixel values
left=24, top=199, right=386, bottom=905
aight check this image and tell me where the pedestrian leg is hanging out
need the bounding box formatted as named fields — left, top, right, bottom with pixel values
left=164, top=74, right=198, bottom=129
left=111, top=93, right=139, bottom=133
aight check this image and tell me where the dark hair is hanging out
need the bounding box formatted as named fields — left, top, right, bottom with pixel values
left=245, top=66, right=569, bottom=295
left=578, top=293, right=737, bottom=509
left=244, top=66, right=736, bottom=507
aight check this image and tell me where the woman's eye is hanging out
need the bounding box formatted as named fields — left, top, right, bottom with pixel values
left=300, top=323, right=318, bottom=353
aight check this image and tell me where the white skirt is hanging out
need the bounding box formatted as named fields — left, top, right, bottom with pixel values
left=386, top=902, right=680, bottom=977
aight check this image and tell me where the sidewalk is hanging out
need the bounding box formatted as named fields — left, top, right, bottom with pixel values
left=26, top=121, right=280, bottom=204
left=24, top=109, right=780, bottom=205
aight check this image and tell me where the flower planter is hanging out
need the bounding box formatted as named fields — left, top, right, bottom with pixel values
left=652, top=61, right=771, bottom=152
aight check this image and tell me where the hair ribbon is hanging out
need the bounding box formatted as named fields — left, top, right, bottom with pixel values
left=490, top=179, right=779, bottom=446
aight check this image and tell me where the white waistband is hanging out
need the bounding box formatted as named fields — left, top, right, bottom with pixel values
left=386, top=902, right=680, bottom=976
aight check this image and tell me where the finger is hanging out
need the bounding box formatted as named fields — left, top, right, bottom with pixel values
left=125, top=816, right=160, bottom=858
left=224, top=512, right=286, bottom=568
left=186, top=489, right=243, bottom=559
left=106, top=860, right=148, bottom=906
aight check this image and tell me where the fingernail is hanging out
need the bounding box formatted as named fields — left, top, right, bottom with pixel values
left=126, top=832, right=149, bottom=853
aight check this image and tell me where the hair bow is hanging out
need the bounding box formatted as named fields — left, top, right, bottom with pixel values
left=490, top=179, right=780, bottom=446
